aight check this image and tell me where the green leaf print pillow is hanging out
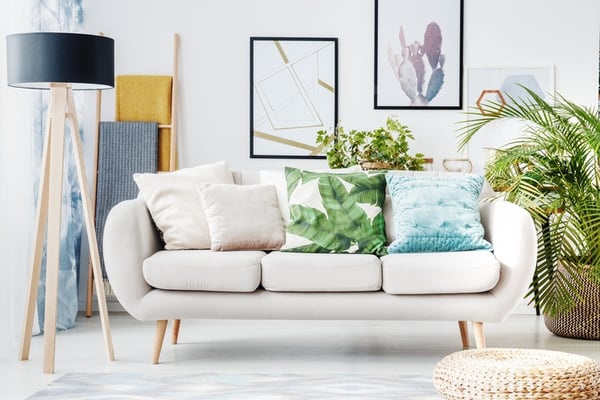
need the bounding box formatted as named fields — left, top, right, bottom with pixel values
left=281, top=167, right=388, bottom=255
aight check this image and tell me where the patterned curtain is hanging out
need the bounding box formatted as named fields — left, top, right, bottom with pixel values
left=32, top=0, right=84, bottom=332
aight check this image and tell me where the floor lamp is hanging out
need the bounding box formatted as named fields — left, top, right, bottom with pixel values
left=6, top=32, right=116, bottom=374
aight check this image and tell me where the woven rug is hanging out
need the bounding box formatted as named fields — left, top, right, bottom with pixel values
left=26, top=372, right=441, bottom=399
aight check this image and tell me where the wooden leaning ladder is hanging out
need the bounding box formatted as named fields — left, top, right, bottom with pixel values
left=85, top=33, right=180, bottom=317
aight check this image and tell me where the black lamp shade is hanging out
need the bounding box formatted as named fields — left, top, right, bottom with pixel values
left=6, top=32, right=114, bottom=90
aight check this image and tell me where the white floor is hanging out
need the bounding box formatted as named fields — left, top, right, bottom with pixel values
left=2, top=312, right=600, bottom=399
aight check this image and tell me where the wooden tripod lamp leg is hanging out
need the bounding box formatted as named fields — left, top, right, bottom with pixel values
left=66, top=89, right=115, bottom=362
left=19, top=101, right=53, bottom=362
left=42, top=85, right=69, bottom=374
left=19, top=85, right=115, bottom=374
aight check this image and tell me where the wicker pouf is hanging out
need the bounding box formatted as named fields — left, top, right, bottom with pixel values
left=433, top=348, right=600, bottom=399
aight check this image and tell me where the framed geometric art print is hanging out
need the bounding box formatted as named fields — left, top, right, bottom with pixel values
left=465, top=66, right=555, bottom=173
left=250, top=37, right=337, bottom=158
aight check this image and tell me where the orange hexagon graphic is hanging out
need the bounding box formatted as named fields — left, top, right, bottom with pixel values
left=476, top=89, right=506, bottom=116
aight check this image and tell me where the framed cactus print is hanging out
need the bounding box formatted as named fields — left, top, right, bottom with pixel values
left=374, top=0, right=464, bottom=109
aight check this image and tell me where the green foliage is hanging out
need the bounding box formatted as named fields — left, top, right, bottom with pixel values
left=457, top=87, right=600, bottom=316
left=315, top=116, right=425, bottom=170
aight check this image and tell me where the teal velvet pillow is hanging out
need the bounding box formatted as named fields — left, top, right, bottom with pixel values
left=281, top=167, right=388, bottom=255
left=385, top=174, right=492, bottom=253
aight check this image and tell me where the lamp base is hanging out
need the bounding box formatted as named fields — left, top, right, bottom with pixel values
left=18, top=83, right=114, bottom=374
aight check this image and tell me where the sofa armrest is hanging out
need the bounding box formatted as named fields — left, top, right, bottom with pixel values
left=103, top=198, right=163, bottom=319
left=479, top=199, right=537, bottom=316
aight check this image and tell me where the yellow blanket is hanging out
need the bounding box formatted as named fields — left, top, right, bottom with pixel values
left=115, top=75, right=173, bottom=171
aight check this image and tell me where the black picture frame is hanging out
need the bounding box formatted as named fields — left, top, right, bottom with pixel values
left=250, top=37, right=338, bottom=159
left=374, top=0, right=464, bottom=109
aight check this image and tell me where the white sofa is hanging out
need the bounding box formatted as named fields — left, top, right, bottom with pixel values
left=103, top=169, right=537, bottom=364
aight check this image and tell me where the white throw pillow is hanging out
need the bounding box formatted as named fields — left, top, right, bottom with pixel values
left=197, top=183, right=285, bottom=251
left=134, top=160, right=234, bottom=249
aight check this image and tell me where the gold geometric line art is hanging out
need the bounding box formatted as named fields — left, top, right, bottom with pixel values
left=282, top=44, right=323, bottom=127
left=264, top=40, right=335, bottom=129
left=318, top=79, right=334, bottom=93
left=255, top=41, right=329, bottom=130
left=310, top=146, right=324, bottom=156
left=274, top=41, right=289, bottom=64
left=284, top=63, right=322, bottom=125
left=254, top=130, right=318, bottom=152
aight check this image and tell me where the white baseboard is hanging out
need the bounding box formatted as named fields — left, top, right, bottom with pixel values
left=79, top=298, right=124, bottom=313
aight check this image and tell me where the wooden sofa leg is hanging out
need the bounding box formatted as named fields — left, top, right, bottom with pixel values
left=472, top=321, right=486, bottom=348
left=152, top=320, right=168, bottom=364
left=458, top=320, right=470, bottom=348
left=171, top=319, right=181, bottom=345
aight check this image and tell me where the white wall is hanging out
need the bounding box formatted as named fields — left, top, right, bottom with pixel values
left=83, top=0, right=600, bottom=172
left=3, top=0, right=594, bottom=333
left=0, top=0, right=35, bottom=357
left=80, top=0, right=597, bottom=315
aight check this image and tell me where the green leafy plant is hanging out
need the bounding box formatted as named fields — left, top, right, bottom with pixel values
left=315, top=116, right=425, bottom=170
left=457, top=87, right=600, bottom=317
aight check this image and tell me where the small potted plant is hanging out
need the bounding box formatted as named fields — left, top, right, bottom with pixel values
left=315, top=116, right=425, bottom=170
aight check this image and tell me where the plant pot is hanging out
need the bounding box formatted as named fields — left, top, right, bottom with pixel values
left=360, top=161, right=392, bottom=170
left=544, top=264, right=600, bottom=340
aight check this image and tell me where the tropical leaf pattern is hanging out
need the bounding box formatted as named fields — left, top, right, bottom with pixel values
left=282, top=167, right=388, bottom=255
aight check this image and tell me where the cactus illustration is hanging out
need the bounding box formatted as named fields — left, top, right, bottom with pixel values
left=388, top=22, right=445, bottom=106
left=423, top=22, right=442, bottom=69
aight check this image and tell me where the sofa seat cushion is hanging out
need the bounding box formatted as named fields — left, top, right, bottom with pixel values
left=143, top=250, right=263, bottom=292
left=381, top=250, right=500, bottom=294
left=261, top=251, right=381, bottom=292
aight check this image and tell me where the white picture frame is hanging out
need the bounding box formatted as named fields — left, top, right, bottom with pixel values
left=465, top=66, right=555, bottom=173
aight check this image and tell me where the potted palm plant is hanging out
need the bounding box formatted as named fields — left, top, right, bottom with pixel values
left=315, top=116, right=425, bottom=170
left=457, top=87, right=600, bottom=339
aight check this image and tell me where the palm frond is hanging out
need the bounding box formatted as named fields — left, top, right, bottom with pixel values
left=457, top=86, right=600, bottom=315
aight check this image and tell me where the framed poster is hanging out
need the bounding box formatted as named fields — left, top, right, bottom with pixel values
left=465, top=66, right=555, bottom=173
left=374, top=0, right=463, bottom=109
left=250, top=37, right=338, bottom=159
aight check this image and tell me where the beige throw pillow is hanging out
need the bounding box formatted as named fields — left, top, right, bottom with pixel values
left=134, top=160, right=234, bottom=250
left=197, top=183, right=285, bottom=251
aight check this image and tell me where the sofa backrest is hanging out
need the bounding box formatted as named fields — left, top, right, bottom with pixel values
left=231, top=169, right=494, bottom=245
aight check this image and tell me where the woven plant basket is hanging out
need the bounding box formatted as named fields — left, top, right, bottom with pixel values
left=544, top=264, right=600, bottom=340
left=433, top=348, right=600, bottom=400
left=360, top=161, right=391, bottom=170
